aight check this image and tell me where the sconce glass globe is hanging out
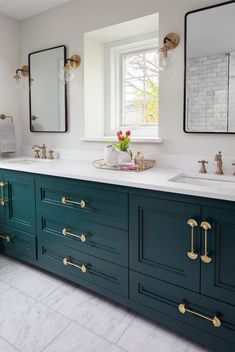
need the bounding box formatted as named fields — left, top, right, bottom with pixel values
left=159, top=50, right=173, bottom=71
left=59, top=63, right=74, bottom=84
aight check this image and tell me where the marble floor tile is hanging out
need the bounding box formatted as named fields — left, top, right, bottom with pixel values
left=117, top=315, right=209, bottom=352
left=0, top=337, right=19, bottom=352
left=0, top=255, right=12, bottom=269
left=0, top=260, right=63, bottom=301
left=0, top=280, right=10, bottom=294
left=43, top=322, right=126, bottom=352
left=43, top=284, right=135, bottom=343
left=0, top=287, right=71, bottom=352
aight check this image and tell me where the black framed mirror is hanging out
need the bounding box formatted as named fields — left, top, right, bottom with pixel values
left=29, top=45, right=67, bottom=132
left=184, top=1, right=235, bottom=134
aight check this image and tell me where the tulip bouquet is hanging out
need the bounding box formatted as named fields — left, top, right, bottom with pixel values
left=113, top=130, right=132, bottom=155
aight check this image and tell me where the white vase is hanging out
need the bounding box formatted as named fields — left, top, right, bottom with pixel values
left=104, top=146, right=132, bottom=166
left=117, top=150, right=132, bottom=164
left=104, top=145, right=119, bottom=166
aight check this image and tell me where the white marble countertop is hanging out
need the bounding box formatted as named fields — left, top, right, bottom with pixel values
left=0, top=157, right=235, bottom=202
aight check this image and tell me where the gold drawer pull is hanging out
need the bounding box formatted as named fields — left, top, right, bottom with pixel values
left=0, top=234, right=11, bottom=242
left=63, top=257, right=87, bottom=273
left=187, top=219, right=198, bottom=260
left=0, top=181, right=8, bottom=207
left=62, top=228, right=86, bottom=242
left=178, top=303, right=221, bottom=328
left=61, top=196, right=86, bottom=209
left=200, top=221, right=212, bottom=264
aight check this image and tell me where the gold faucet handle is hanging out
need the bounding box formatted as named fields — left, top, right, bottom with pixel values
left=232, top=163, right=235, bottom=176
left=48, top=150, right=54, bottom=160
left=198, top=160, right=208, bottom=174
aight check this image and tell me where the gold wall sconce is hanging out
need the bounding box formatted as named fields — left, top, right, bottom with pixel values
left=13, top=65, right=29, bottom=88
left=159, top=33, right=180, bottom=70
left=60, top=54, right=81, bottom=84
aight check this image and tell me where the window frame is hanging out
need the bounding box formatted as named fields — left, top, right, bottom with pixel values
left=105, top=33, right=159, bottom=137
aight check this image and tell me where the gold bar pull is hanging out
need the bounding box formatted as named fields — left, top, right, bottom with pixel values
left=178, top=303, right=221, bottom=328
left=187, top=219, right=198, bottom=260
left=61, top=196, right=86, bottom=209
left=200, top=221, right=212, bottom=264
left=62, top=228, right=86, bottom=243
left=0, top=234, right=11, bottom=242
left=63, top=257, right=87, bottom=273
left=0, top=181, right=8, bottom=207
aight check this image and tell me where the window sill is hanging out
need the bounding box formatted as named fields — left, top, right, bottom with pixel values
left=81, top=136, right=163, bottom=144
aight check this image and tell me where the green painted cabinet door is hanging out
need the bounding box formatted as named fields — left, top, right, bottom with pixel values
left=129, top=195, right=201, bottom=291
left=3, top=171, right=36, bottom=234
left=201, top=206, right=235, bottom=306
left=0, top=172, right=4, bottom=224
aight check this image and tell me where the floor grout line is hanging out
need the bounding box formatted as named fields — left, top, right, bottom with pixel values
left=39, top=322, right=73, bottom=352
left=0, top=334, right=22, bottom=352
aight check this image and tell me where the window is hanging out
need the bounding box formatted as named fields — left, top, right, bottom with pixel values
left=105, top=36, right=159, bottom=137
left=122, top=49, right=159, bottom=128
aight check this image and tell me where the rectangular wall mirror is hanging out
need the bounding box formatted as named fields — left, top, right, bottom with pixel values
left=184, top=1, right=235, bottom=133
left=29, top=45, right=67, bottom=132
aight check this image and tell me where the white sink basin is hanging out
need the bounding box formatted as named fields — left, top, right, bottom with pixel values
left=169, top=173, right=235, bottom=191
left=1, top=157, right=52, bottom=165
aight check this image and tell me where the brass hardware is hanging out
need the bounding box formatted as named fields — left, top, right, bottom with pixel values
left=13, top=65, right=29, bottom=85
left=33, top=144, right=47, bottom=159
left=48, top=150, right=54, bottom=160
left=214, top=151, right=223, bottom=175
left=0, top=114, right=13, bottom=124
left=198, top=160, right=208, bottom=174
left=232, top=163, right=235, bottom=176
left=178, top=303, right=221, bottom=328
left=63, top=257, right=87, bottom=273
left=61, top=196, right=86, bottom=208
left=187, top=219, right=198, bottom=260
left=0, top=181, right=8, bottom=207
left=66, top=55, right=81, bottom=69
left=200, top=221, right=212, bottom=264
left=0, top=233, right=11, bottom=242
left=62, top=228, right=86, bottom=242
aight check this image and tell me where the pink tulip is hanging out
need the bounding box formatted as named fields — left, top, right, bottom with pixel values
left=119, top=135, right=124, bottom=141
left=126, top=130, right=131, bottom=136
left=117, top=130, right=123, bottom=135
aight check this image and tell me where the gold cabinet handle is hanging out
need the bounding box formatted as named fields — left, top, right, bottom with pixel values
left=187, top=219, right=198, bottom=260
left=200, top=221, right=212, bottom=264
left=0, top=233, right=11, bottom=242
left=178, top=303, right=221, bottom=328
left=0, top=181, right=8, bottom=207
left=63, top=257, right=87, bottom=273
left=62, top=228, right=86, bottom=243
left=61, top=196, right=86, bottom=209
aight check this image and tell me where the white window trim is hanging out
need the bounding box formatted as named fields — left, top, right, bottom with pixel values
left=105, top=32, right=159, bottom=137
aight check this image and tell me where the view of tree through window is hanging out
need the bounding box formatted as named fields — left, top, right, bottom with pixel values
left=122, top=49, right=159, bottom=126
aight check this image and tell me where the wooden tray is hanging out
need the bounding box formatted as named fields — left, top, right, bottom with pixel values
left=93, top=159, right=156, bottom=172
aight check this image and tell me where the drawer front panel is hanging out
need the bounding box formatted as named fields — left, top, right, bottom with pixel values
left=37, top=238, right=128, bottom=297
left=129, top=195, right=201, bottom=291
left=36, top=176, right=128, bottom=230
left=0, top=225, right=36, bottom=261
left=130, top=271, right=235, bottom=345
left=37, top=210, right=128, bottom=266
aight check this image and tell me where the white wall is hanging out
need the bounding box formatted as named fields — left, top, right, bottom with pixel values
left=0, top=13, right=21, bottom=154
left=19, top=0, right=235, bottom=158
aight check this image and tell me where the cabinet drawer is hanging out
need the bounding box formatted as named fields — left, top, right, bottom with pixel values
left=37, top=210, right=128, bottom=266
left=130, top=270, right=235, bottom=346
left=37, top=238, right=128, bottom=297
left=36, top=176, right=128, bottom=230
left=0, top=225, right=36, bottom=262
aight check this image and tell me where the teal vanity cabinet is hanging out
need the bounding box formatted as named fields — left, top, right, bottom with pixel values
left=0, top=170, right=36, bottom=263
left=0, top=169, right=234, bottom=351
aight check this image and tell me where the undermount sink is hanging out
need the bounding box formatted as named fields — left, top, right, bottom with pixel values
left=170, top=173, right=235, bottom=191
left=1, top=157, right=52, bottom=165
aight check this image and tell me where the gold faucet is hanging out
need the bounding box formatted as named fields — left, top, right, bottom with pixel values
left=232, top=163, right=235, bottom=176
left=33, top=144, right=47, bottom=159
left=198, top=160, right=208, bottom=174
left=214, top=151, right=223, bottom=175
